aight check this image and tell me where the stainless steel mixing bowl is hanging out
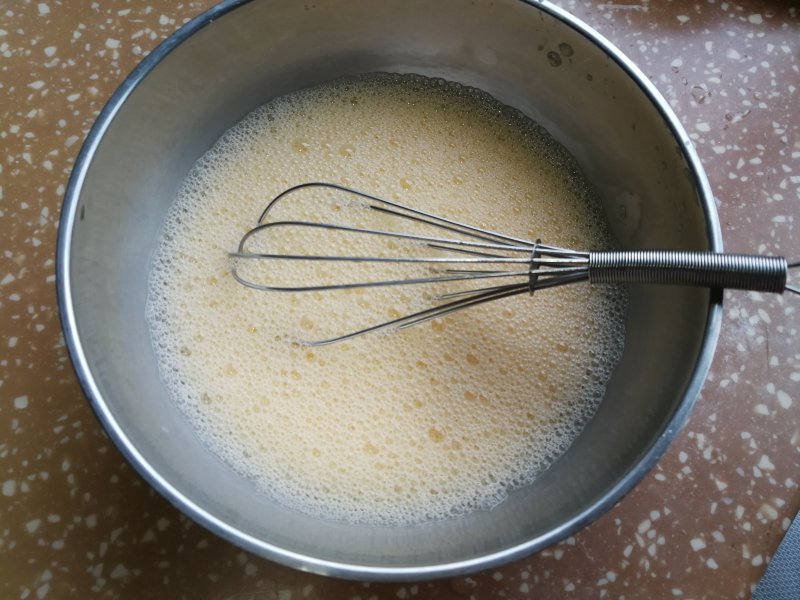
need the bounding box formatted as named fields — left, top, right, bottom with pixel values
left=57, top=0, right=722, bottom=580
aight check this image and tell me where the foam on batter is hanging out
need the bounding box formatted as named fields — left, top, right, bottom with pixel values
left=146, top=73, right=627, bottom=526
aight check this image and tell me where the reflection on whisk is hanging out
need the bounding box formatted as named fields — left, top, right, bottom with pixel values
left=230, top=182, right=798, bottom=346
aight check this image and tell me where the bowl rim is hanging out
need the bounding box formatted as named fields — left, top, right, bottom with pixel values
left=56, top=0, right=723, bottom=580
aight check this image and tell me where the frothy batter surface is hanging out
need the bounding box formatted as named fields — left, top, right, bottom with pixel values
left=147, top=74, right=627, bottom=525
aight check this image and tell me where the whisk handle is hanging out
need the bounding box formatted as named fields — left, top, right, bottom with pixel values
left=588, top=251, right=787, bottom=293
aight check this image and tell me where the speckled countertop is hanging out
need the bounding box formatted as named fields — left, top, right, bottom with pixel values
left=1, top=1, right=798, bottom=598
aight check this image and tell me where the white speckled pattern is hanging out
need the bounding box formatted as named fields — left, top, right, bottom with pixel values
left=1, top=1, right=797, bottom=598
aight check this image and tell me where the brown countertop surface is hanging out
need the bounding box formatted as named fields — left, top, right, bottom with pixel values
left=1, top=1, right=798, bottom=598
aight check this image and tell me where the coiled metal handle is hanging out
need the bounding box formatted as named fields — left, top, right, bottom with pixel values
left=588, top=251, right=788, bottom=293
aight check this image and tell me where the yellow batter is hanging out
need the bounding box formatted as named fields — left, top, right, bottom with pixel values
left=146, top=74, right=627, bottom=525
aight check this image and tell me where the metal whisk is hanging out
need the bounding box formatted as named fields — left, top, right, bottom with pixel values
left=230, top=182, right=798, bottom=345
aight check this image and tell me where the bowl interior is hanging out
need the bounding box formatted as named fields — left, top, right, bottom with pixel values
left=61, top=0, right=719, bottom=578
